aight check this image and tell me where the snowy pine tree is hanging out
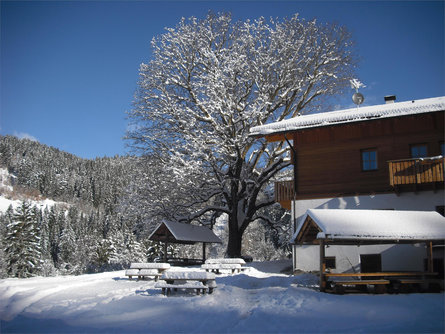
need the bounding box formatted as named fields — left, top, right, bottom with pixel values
left=4, top=201, right=41, bottom=277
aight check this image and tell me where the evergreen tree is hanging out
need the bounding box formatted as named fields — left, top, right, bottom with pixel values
left=0, top=207, right=14, bottom=278
left=4, top=201, right=41, bottom=277
left=59, top=220, right=77, bottom=273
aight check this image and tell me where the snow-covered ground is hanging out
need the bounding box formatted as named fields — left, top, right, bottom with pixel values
left=0, top=196, right=60, bottom=214
left=1, top=260, right=443, bottom=333
left=0, top=167, right=63, bottom=213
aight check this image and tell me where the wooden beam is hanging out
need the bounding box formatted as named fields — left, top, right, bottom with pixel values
left=427, top=241, right=434, bottom=273
left=319, top=240, right=326, bottom=292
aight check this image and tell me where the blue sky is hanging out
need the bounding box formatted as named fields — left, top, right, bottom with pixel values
left=1, top=1, right=444, bottom=159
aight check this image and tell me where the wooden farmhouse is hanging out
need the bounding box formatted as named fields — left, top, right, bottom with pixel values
left=250, top=96, right=445, bottom=282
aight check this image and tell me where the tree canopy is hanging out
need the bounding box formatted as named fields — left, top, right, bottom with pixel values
left=127, top=12, right=357, bottom=257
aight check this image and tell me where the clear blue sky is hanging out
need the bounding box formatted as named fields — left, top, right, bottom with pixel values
left=1, top=1, right=444, bottom=159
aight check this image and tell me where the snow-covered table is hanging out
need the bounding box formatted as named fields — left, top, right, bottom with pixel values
left=125, top=263, right=170, bottom=281
left=201, top=258, right=247, bottom=274
left=156, top=271, right=217, bottom=295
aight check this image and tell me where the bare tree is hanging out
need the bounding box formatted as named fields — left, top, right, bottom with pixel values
left=127, top=12, right=356, bottom=257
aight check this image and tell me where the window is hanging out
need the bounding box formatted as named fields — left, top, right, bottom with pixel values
left=361, top=149, right=378, bottom=171
left=410, top=144, right=428, bottom=158
left=325, top=257, right=336, bottom=269
left=360, top=254, right=382, bottom=273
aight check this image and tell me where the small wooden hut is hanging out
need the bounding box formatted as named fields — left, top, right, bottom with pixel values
left=292, top=209, right=445, bottom=292
left=149, top=221, right=222, bottom=265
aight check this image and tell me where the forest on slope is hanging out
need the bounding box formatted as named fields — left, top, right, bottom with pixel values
left=0, top=136, right=290, bottom=278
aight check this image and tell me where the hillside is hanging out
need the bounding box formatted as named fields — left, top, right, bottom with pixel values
left=0, top=136, right=154, bottom=278
left=0, top=135, right=137, bottom=210
left=0, top=136, right=290, bottom=279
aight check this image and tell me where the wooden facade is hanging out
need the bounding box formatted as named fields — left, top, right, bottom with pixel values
left=271, top=111, right=444, bottom=207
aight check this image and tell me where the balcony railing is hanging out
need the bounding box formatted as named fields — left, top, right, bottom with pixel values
left=274, top=180, right=294, bottom=203
left=388, top=156, right=444, bottom=188
left=274, top=157, right=444, bottom=207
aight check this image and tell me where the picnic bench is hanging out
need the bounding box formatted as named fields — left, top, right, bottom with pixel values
left=125, top=263, right=170, bottom=281
left=201, top=258, right=248, bottom=274
left=156, top=271, right=217, bottom=296
left=166, top=258, right=204, bottom=266
left=324, top=272, right=439, bottom=294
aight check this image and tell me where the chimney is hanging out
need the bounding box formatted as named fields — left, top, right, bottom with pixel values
left=384, top=95, right=396, bottom=104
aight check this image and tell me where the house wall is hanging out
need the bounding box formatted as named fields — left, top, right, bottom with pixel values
left=291, top=111, right=444, bottom=199
left=291, top=190, right=445, bottom=272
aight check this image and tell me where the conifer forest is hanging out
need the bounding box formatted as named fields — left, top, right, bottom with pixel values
left=0, top=135, right=291, bottom=278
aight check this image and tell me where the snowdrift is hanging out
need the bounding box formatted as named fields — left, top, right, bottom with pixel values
left=0, top=260, right=443, bottom=333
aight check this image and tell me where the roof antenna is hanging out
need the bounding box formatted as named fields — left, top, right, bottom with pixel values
left=350, top=79, right=365, bottom=107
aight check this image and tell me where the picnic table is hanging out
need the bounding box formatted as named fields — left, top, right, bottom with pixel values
left=155, top=271, right=217, bottom=296
left=125, top=263, right=170, bottom=281
left=201, top=258, right=248, bottom=274
left=324, top=272, right=439, bottom=294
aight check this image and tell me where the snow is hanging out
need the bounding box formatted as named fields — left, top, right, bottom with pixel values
left=0, top=167, right=64, bottom=214
left=130, top=263, right=170, bottom=270
left=0, top=196, right=60, bottom=214
left=1, top=261, right=444, bottom=333
left=250, top=96, right=445, bottom=136
left=293, top=209, right=445, bottom=242
left=149, top=221, right=223, bottom=244
left=161, top=271, right=215, bottom=280
left=0, top=168, right=14, bottom=192
left=206, top=258, right=246, bottom=264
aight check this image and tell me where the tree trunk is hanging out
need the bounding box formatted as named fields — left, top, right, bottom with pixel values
left=226, top=214, right=243, bottom=258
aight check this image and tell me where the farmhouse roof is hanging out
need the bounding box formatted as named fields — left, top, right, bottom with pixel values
left=291, top=209, right=445, bottom=245
left=149, top=220, right=222, bottom=244
left=250, top=96, right=445, bottom=137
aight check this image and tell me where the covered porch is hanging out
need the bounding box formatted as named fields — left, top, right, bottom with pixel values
left=292, top=209, right=445, bottom=293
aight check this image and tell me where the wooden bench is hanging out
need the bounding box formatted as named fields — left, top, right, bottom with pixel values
left=324, top=272, right=439, bottom=294
left=331, top=279, right=390, bottom=294
left=201, top=263, right=243, bottom=274
left=125, top=269, right=140, bottom=280
left=125, top=263, right=170, bottom=281
left=392, top=278, right=443, bottom=293
left=167, top=258, right=204, bottom=266
left=324, top=272, right=438, bottom=278
left=201, top=258, right=248, bottom=274
left=158, top=271, right=217, bottom=295
left=155, top=281, right=209, bottom=296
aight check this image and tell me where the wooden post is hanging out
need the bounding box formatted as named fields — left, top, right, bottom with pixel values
left=202, top=242, right=206, bottom=262
left=163, top=241, right=168, bottom=263
left=319, top=240, right=326, bottom=292
left=284, top=135, right=298, bottom=200
left=427, top=241, right=434, bottom=273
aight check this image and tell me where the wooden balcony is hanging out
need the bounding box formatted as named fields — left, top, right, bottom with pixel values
left=274, top=157, right=444, bottom=209
left=274, top=180, right=294, bottom=210
left=388, top=156, right=444, bottom=191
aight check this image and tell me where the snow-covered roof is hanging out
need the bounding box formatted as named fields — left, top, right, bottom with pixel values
left=292, top=209, right=445, bottom=244
left=250, top=96, right=445, bottom=137
left=149, top=220, right=222, bottom=244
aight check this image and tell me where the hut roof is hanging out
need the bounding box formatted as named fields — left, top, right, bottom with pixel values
left=149, top=221, right=222, bottom=244
left=292, top=209, right=445, bottom=245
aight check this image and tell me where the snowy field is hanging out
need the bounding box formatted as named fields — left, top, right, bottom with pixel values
left=1, top=260, right=443, bottom=334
